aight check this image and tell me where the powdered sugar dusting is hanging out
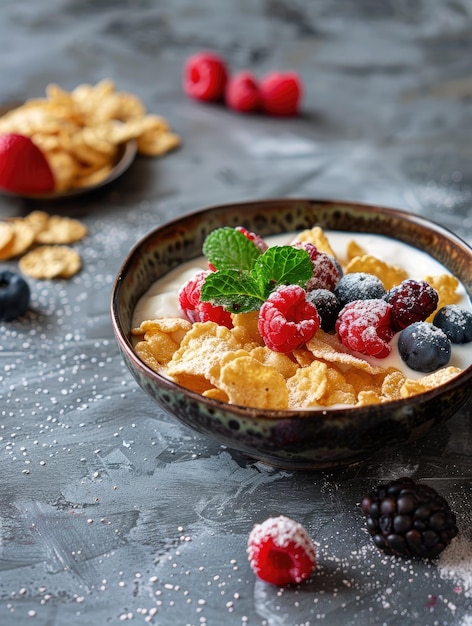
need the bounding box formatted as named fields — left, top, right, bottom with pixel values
left=248, top=515, right=316, bottom=559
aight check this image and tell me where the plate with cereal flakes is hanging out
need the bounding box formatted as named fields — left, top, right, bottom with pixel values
left=111, top=199, right=472, bottom=470
left=0, top=79, right=180, bottom=199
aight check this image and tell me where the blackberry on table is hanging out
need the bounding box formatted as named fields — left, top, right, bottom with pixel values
left=433, top=304, right=472, bottom=344
left=334, top=272, right=386, bottom=307
left=360, top=477, right=458, bottom=559
left=305, top=288, right=341, bottom=332
left=384, top=279, right=439, bottom=331
left=398, top=321, right=451, bottom=372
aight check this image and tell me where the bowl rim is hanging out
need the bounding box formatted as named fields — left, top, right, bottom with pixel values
left=111, top=197, right=472, bottom=420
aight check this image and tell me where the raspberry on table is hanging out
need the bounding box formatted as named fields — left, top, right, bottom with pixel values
left=247, top=515, right=316, bottom=586
left=260, top=71, right=303, bottom=116
left=183, top=51, right=228, bottom=102
left=384, top=279, right=439, bottom=331
left=305, top=288, right=341, bottom=332
left=334, top=272, right=386, bottom=308
left=433, top=304, right=472, bottom=344
left=397, top=321, right=451, bottom=372
left=360, top=476, right=458, bottom=559
left=293, top=242, right=341, bottom=292
left=225, top=71, right=261, bottom=114
left=258, top=285, right=320, bottom=353
left=178, top=270, right=233, bottom=328
left=335, top=298, right=394, bottom=358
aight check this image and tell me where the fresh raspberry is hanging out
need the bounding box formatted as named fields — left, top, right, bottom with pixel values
left=293, top=242, right=341, bottom=291
left=260, top=72, right=303, bottom=116
left=247, top=515, right=316, bottom=586
left=384, top=279, right=439, bottom=331
left=178, top=270, right=233, bottom=328
left=336, top=298, right=394, bottom=358
left=0, top=133, right=55, bottom=194
left=235, top=226, right=269, bottom=253
left=258, top=285, right=320, bottom=353
left=183, top=51, right=228, bottom=102
left=225, top=71, right=262, bottom=114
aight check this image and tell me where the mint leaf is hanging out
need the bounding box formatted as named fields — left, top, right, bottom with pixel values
left=253, top=246, right=313, bottom=294
left=202, top=227, right=261, bottom=271
left=200, top=269, right=265, bottom=313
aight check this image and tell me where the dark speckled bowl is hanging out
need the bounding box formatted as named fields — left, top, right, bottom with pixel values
left=111, top=199, right=472, bottom=470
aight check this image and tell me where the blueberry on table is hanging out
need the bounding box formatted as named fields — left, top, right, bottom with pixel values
left=0, top=270, right=30, bottom=321
left=397, top=321, right=451, bottom=372
left=433, top=304, right=472, bottom=344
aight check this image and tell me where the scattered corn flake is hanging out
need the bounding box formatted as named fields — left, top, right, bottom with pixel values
left=35, top=215, right=88, bottom=244
left=19, top=245, right=81, bottom=279
left=345, top=254, right=408, bottom=290
left=0, top=223, right=13, bottom=251
left=0, top=219, right=35, bottom=260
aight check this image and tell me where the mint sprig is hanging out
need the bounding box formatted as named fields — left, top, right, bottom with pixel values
left=202, top=227, right=262, bottom=271
left=200, top=230, right=313, bottom=313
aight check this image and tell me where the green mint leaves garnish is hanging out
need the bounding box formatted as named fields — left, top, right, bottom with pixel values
left=202, top=227, right=261, bottom=271
left=200, top=228, right=313, bottom=313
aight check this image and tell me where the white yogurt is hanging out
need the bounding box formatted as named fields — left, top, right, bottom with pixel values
left=132, top=231, right=472, bottom=379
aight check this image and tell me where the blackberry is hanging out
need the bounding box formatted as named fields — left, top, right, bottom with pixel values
left=433, top=304, right=472, bottom=344
left=360, top=477, right=458, bottom=559
left=334, top=272, right=386, bottom=308
left=384, top=279, right=438, bottom=331
left=293, top=242, right=341, bottom=292
left=398, top=321, right=450, bottom=372
left=305, top=288, right=341, bottom=332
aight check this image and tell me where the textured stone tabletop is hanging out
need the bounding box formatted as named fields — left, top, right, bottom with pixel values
left=1, top=1, right=472, bottom=625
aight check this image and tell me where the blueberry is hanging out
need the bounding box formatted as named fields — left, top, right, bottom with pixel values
left=398, top=321, right=451, bottom=372
left=334, top=272, right=386, bottom=307
left=0, top=270, right=30, bottom=321
left=433, top=305, right=472, bottom=344
left=305, top=288, right=341, bottom=331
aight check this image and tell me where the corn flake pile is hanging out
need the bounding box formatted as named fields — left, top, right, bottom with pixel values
left=0, top=210, right=87, bottom=279
left=131, top=227, right=463, bottom=410
left=0, top=79, right=180, bottom=192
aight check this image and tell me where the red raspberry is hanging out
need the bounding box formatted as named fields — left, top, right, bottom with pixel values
left=336, top=299, right=394, bottom=358
left=247, top=515, right=316, bottom=586
left=258, top=285, right=320, bottom=353
left=178, top=270, right=233, bottom=328
left=235, top=226, right=268, bottom=253
left=225, top=71, right=262, bottom=114
left=384, top=279, right=439, bottom=331
left=183, top=52, right=228, bottom=102
left=260, top=72, right=303, bottom=116
left=293, top=242, right=341, bottom=291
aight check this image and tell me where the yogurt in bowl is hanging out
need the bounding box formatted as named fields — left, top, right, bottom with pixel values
left=111, top=199, right=472, bottom=469
left=131, top=227, right=472, bottom=410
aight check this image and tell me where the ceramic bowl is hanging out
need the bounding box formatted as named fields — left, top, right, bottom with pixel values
left=111, top=199, right=472, bottom=470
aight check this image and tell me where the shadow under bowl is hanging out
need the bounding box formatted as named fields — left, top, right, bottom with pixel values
left=111, top=198, right=472, bottom=470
